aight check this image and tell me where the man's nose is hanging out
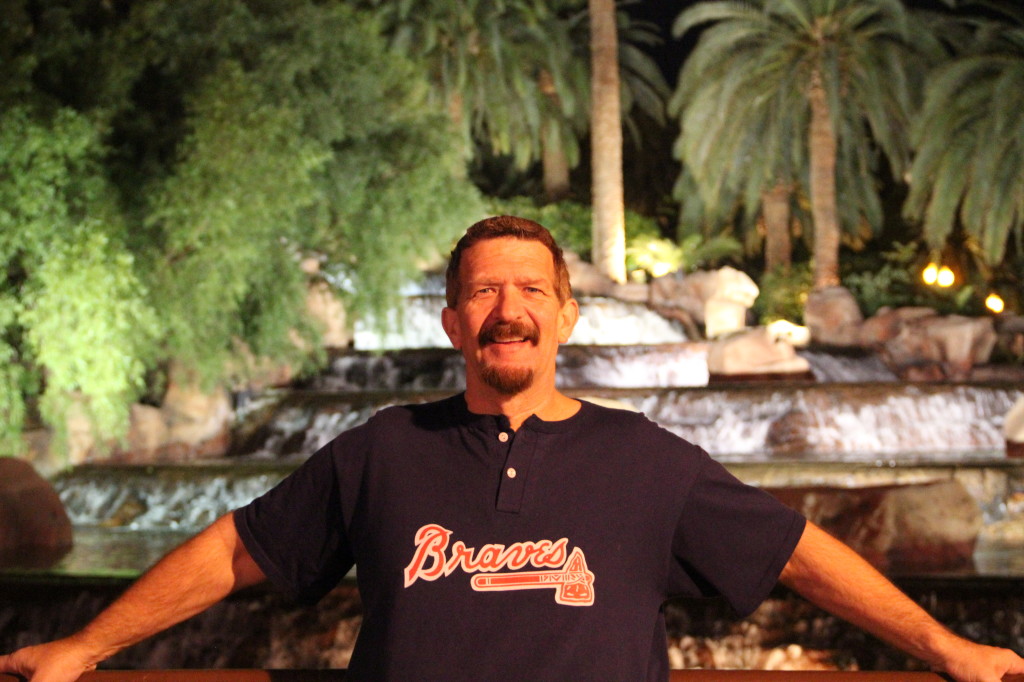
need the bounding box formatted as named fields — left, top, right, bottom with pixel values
left=494, top=287, right=525, bottom=319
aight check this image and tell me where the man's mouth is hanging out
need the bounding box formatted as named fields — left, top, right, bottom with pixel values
left=479, top=321, right=539, bottom=347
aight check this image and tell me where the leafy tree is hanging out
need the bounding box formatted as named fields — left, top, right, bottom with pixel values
left=361, top=0, right=590, bottom=191
left=0, top=0, right=482, bottom=452
left=0, top=105, right=159, bottom=451
left=672, top=0, right=943, bottom=289
left=904, top=2, right=1024, bottom=267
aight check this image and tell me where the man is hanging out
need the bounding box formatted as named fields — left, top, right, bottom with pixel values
left=2, top=215, right=1023, bottom=681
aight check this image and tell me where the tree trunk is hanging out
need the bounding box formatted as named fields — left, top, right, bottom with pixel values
left=542, top=135, right=571, bottom=203
left=538, top=69, right=571, bottom=203
left=588, top=0, right=626, bottom=283
left=761, top=180, right=793, bottom=273
left=807, top=66, right=841, bottom=289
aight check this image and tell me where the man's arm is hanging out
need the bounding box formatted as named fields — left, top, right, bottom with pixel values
left=780, top=520, right=1024, bottom=682
left=0, top=513, right=266, bottom=682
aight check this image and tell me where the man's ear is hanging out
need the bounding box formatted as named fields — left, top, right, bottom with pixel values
left=557, top=298, right=580, bottom=344
left=441, top=306, right=462, bottom=350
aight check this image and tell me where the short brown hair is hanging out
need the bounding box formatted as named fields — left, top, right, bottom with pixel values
left=445, top=215, right=572, bottom=308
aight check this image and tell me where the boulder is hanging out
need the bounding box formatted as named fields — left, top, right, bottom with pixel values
left=650, top=267, right=759, bottom=338
left=160, top=379, right=234, bottom=459
left=1006, top=396, right=1024, bottom=458
left=883, top=314, right=996, bottom=380
left=803, top=286, right=863, bottom=346
left=306, top=280, right=351, bottom=349
left=707, top=327, right=811, bottom=377
left=648, top=270, right=712, bottom=322
left=126, top=403, right=170, bottom=457
left=564, top=251, right=614, bottom=297
left=770, top=479, right=982, bottom=572
left=857, top=306, right=936, bottom=347
left=0, top=458, right=72, bottom=566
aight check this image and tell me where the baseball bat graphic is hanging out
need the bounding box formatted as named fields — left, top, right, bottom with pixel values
left=470, top=547, right=595, bottom=605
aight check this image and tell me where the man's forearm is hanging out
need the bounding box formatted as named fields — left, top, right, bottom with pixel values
left=779, top=520, right=1024, bottom=681
left=779, top=521, right=956, bottom=665
left=70, top=513, right=265, bottom=664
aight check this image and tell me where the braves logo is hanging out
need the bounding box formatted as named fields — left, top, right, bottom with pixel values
left=403, top=524, right=595, bottom=606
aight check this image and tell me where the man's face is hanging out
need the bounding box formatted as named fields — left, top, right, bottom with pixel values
left=442, top=237, right=578, bottom=397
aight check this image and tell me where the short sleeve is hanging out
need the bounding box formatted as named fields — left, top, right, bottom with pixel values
left=670, top=454, right=806, bottom=616
left=234, top=441, right=356, bottom=604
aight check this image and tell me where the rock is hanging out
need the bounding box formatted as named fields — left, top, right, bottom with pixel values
left=126, top=404, right=170, bottom=457
left=607, top=281, right=649, bottom=303
left=650, top=267, right=759, bottom=338
left=1006, top=396, right=1024, bottom=459
left=161, top=379, right=234, bottom=460
left=564, top=251, right=613, bottom=297
left=0, top=458, right=72, bottom=566
left=648, top=270, right=711, bottom=322
left=65, top=395, right=96, bottom=467
left=764, top=410, right=815, bottom=455
left=770, top=480, right=982, bottom=571
left=857, top=306, right=936, bottom=347
left=883, top=315, right=996, bottom=380
left=707, top=327, right=811, bottom=377
left=306, top=280, right=351, bottom=349
left=705, top=267, right=760, bottom=338
left=803, top=286, right=863, bottom=346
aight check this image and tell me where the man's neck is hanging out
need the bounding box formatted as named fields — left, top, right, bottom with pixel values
left=464, top=386, right=580, bottom=431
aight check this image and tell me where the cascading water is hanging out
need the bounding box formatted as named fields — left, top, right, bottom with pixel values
left=5, top=296, right=1024, bottom=672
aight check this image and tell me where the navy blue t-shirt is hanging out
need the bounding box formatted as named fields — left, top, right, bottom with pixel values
left=235, top=394, right=805, bottom=681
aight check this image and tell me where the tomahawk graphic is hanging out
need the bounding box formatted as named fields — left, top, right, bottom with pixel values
left=470, top=547, right=595, bottom=606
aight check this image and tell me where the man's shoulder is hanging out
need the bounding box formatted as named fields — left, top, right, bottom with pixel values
left=364, top=393, right=462, bottom=431
left=577, top=397, right=699, bottom=448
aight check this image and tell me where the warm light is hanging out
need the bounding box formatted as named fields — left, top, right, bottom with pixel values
left=936, top=266, right=955, bottom=287
left=922, top=263, right=939, bottom=285
left=767, top=319, right=811, bottom=347
left=649, top=261, right=674, bottom=279
left=986, top=293, right=1005, bottom=314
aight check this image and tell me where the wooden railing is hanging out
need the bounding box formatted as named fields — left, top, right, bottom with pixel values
left=2, top=670, right=953, bottom=681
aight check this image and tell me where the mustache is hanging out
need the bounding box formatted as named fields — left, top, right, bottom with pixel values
left=478, top=320, right=540, bottom=347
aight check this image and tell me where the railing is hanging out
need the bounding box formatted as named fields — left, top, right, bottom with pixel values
left=2, top=671, right=952, bottom=681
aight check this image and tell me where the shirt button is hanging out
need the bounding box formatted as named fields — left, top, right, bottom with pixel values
left=506, top=467, right=517, bottom=479
left=498, top=432, right=509, bottom=443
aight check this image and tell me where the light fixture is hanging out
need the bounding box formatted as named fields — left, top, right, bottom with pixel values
left=986, top=293, right=1005, bottom=314
left=936, top=266, right=955, bottom=287
left=922, top=262, right=939, bottom=285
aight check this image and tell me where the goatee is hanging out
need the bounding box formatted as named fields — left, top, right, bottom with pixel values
left=481, top=365, right=534, bottom=395
left=478, top=319, right=539, bottom=395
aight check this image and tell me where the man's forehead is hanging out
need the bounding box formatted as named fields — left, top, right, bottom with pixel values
left=459, top=237, right=556, bottom=275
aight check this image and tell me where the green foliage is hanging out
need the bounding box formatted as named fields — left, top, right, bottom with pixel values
left=0, top=103, right=156, bottom=452
left=484, top=197, right=659, bottom=257
left=843, top=241, right=983, bottom=317
left=670, top=0, right=944, bottom=265
left=0, top=0, right=482, bottom=451
left=362, top=0, right=590, bottom=169
left=904, top=6, right=1024, bottom=266
left=626, top=233, right=742, bottom=279
left=21, top=229, right=160, bottom=447
left=753, top=264, right=814, bottom=325
left=842, top=242, right=919, bottom=316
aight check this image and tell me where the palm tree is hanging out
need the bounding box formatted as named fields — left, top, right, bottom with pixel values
left=672, top=0, right=942, bottom=289
left=364, top=0, right=589, bottom=189
left=904, top=4, right=1024, bottom=267
left=589, top=0, right=625, bottom=283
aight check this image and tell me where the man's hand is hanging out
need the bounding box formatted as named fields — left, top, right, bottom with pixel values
left=0, top=636, right=99, bottom=682
left=781, top=522, right=1024, bottom=682
left=932, top=636, right=1024, bottom=682
left=0, top=514, right=265, bottom=682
